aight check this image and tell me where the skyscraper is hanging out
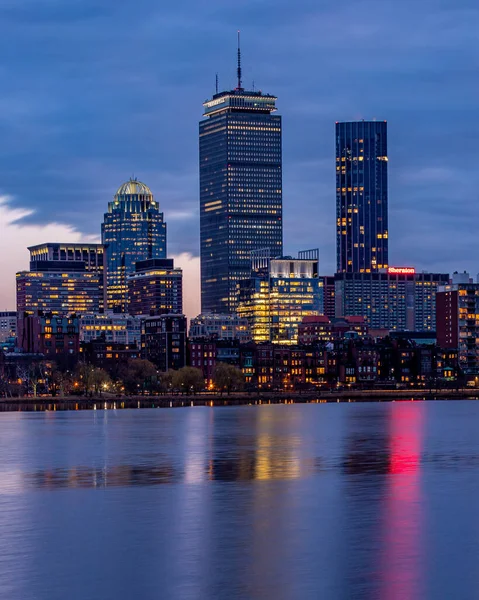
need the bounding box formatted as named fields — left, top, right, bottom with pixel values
left=336, top=121, right=388, bottom=273
left=200, top=37, right=283, bottom=314
left=102, top=179, right=166, bottom=313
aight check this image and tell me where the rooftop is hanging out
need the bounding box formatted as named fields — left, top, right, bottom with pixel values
left=115, top=178, right=153, bottom=197
left=302, top=315, right=331, bottom=324
left=203, top=89, right=277, bottom=118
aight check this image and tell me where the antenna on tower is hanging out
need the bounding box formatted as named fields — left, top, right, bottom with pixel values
left=215, top=73, right=219, bottom=95
left=236, top=30, right=243, bottom=90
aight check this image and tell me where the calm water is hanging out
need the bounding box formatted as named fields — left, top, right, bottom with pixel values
left=1, top=402, right=479, bottom=599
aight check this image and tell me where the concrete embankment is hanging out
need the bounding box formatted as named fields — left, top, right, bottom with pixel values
left=0, top=389, right=478, bottom=412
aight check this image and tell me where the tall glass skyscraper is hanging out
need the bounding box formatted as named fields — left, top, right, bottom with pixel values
left=102, top=179, right=166, bottom=313
left=200, top=49, right=283, bottom=314
left=336, top=121, right=388, bottom=273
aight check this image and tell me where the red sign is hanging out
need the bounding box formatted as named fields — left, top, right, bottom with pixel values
left=388, top=267, right=416, bottom=275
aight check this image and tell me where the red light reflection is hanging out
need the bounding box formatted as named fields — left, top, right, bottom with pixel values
left=380, top=404, right=424, bottom=599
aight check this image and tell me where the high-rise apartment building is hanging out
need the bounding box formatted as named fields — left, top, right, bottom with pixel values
left=237, top=250, right=323, bottom=344
left=127, top=258, right=183, bottom=317
left=335, top=269, right=449, bottom=331
left=16, top=246, right=103, bottom=318
left=28, top=243, right=106, bottom=311
left=336, top=121, right=388, bottom=273
left=200, top=43, right=282, bottom=314
left=102, top=179, right=167, bottom=313
left=436, top=283, right=479, bottom=374
left=16, top=270, right=101, bottom=316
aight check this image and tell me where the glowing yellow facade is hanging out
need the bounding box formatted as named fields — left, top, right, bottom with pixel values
left=237, top=252, right=323, bottom=344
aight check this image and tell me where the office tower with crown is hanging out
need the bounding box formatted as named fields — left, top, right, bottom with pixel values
left=199, top=35, right=283, bottom=314
left=102, top=179, right=167, bottom=313
left=336, top=121, right=388, bottom=273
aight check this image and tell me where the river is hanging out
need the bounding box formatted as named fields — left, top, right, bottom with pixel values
left=0, top=402, right=478, bottom=599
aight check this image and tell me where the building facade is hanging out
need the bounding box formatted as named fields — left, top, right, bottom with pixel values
left=80, top=338, right=139, bottom=371
left=298, top=315, right=368, bottom=345
left=320, top=276, right=336, bottom=319
left=335, top=269, right=449, bottom=331
left=79, top=313, right=142, bottom=346
left=28, top=243, right=106, bottom=311
left=17, top=313, right=80, bottom=356
left=200, top=64, right=283, bottom=314
left=29, top=242, right=104, bottom=268
left=436, top=283, right=479, bottom=374
left=336, top=121, right=388, bottom=273
left=127, top=258, right=182, bottom=317
left=237, top=250, right=323, bottom=344
left=189, top=313, right=251, bottom=343
left=102, top=179, right=167, bottom=313
left=0, top=311, right=17, bottom=343
left=16, top=270, right=101, bottom=316
left=189, top=339, right=217, bottom=386
left=141, top=314, right=187, bottom=372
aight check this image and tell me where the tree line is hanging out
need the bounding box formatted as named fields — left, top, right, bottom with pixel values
left=1, top=358, right=244, bottom=398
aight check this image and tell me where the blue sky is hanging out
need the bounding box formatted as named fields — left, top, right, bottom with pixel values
left=0, top=0, right=478, bottom=302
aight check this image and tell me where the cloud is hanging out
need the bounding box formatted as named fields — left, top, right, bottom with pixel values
left=171, top=253, right=201, bottom=321
left=399, top=167, right=460, bottom=185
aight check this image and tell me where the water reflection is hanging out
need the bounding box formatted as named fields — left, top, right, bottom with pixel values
left=339, top=408, right=393, bottom=597
left=380, top=404, right=425, bottom=600
left=24, top=464, right=179, bottom=489
left=2, top=404, right=479, bottom=600
left=207, top=407, right=319, bottom=483
left=342, top=410, right=392, bottom=475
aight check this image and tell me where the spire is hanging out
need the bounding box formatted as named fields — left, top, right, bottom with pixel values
left=236, top=30, right=243, bottom=91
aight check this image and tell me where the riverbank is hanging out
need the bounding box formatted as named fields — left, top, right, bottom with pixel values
left=0, top=388, right=478, bottom=411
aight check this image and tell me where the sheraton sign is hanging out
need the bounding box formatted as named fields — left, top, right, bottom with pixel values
left=388, top=267, right=416, bottom=275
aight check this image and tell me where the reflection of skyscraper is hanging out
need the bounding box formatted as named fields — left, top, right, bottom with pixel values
left=102, top=179, right=167, bottom=313
left=336, top=121, right=388, bottom=273
left=199, top=39, right=283, bottom=314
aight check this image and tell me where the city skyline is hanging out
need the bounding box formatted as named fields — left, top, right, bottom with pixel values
left=0, top=0, right=478, bottom=317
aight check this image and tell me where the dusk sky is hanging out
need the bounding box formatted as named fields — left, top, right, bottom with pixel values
left=0, top=0, right=478, bottom=318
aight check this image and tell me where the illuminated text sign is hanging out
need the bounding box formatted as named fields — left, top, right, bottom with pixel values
left=388, top=267, right=416, bottom=275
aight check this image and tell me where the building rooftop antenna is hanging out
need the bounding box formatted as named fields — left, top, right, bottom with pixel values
left=215, top=73, right=219, bottom=95
left=236, top=30, right=243, bottom=90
